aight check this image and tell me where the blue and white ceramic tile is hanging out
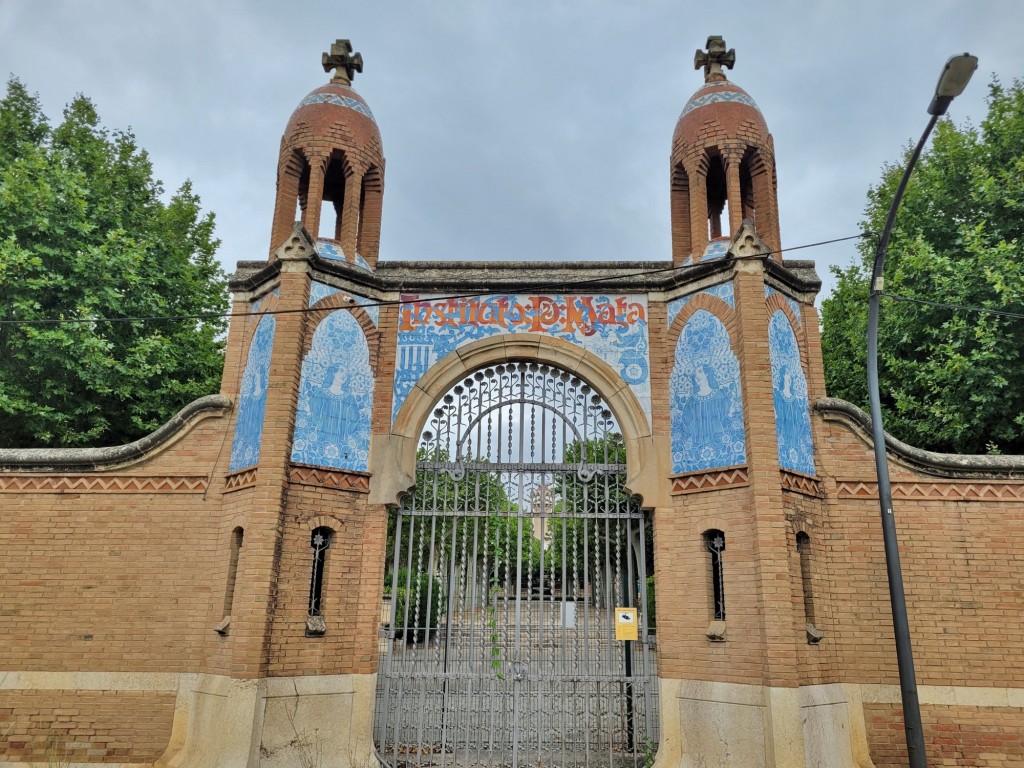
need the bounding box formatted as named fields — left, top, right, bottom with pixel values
left=667, top=281, right=735, bottom=328
left=678, top=82, right=763, bottom=121
left=702, top=239, right=731, bottom=262
left=308, top=281, right=379, bottom=327
left=354, top=253, right=372, bottom=271
left=768, top=310, right=815, bottom=475
left=229, top=315, right=276, bottom=471
left=765, top=286, right=802, bottom=325
left=251, top=286, right=281, bottom=312
left=315, top=239, right=346, bottom=263
left=291, top=310, right=374, bottom=472
left=309, top=281, right=341, bottom=307
left=298, top=90, right=376, bottom=122
left=669, top=310, right=746, bottom=473
left=393, top=294, right=651, bottom=424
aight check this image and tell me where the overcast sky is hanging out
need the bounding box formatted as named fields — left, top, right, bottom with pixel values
left=4, top=1, right=1024, bottom=301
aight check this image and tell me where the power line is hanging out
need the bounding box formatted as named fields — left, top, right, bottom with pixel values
left=0, top=232, right=870, bottom=328
left=882, top=292, right=1024, bottom=320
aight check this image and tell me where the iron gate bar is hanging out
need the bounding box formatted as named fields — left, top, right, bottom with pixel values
left=375, top=362, right=658, bottom=768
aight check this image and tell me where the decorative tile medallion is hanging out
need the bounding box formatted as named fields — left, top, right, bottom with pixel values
left=765, top=286, right=802, bottom=324
left=354, top=253, right=372, bottom=271
left=702, top=238, right=731, bottom=262
left=769, top=310, right=815, bottom=475
left=670, top=309, right=746, bottom=473
left=667, top=281, right=734, bottom=327
left=297, top=90, right=376, bottom=122
left=393, top=294, right=650, bottom=424
left=229, top=315, right=275, bottom=472
left=315, top=239, right=346, bottom=263
left=291, top=310, right=374, bottom=471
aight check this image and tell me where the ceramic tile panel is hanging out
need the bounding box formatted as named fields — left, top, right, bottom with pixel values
left=297, top=91, right=376, bottom=122
left=308, top=281, right=379, bottom=326
left=669, top=310, right=746, bottom=473
left=765, top=286, right=802, bottom=325
left=229, top=315, right=276, bottom=471
left=667, top=281, right=734, bottom=328
left=392, top=294, right=650, bottom=424
left=769, top=310, right=815, bottom=475
left=291, top=310, right=373, bottom=472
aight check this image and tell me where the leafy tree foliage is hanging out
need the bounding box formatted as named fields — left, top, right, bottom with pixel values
left=0, top=78, right=227, bottom=447
left=821, top=78, right=1024, bottom=454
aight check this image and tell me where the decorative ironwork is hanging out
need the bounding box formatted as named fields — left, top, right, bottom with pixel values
left=375, top=361, right=658, bottom=768
left=705, top=530, right=726, bottom=621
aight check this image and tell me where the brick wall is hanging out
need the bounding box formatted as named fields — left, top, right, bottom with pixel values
left=865, top=704, right=1024, bottom=767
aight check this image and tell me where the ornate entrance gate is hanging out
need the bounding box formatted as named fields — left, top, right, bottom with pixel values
left=374, top=362, right=658, bottom=768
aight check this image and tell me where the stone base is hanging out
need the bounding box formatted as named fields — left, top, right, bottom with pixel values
left=156, top=672, right=377, bottom=768
left=658, top=679, right=875, bottom=768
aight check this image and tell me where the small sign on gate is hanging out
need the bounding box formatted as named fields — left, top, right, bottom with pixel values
left=615, top=608, right=638, bottom=641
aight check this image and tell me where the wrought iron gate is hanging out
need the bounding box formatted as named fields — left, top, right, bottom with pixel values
left=374, top=362, right=658, bottom=768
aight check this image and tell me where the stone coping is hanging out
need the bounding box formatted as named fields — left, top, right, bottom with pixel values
left=815, top=397, right=1024, bottom=480
left=231, top=255, right=823, bottom=295
left=0, top=395, right=232, bottom=473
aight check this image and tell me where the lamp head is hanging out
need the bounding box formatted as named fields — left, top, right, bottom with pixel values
left=928, top=53, right=978, bottom=116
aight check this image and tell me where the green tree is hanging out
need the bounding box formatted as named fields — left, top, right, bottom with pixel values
left=0, top=78, right=227, bottom=448
left=821, top=78, right=1024, bottom=455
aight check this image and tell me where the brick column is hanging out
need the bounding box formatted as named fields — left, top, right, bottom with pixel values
left=302, top=160, right=327, bottom=241
left=340, top=167, right=362, bottom=262
left=689, top=166, right=710, bottom=259
left=227, top=231, right=313, bottom=678
left=726, top=153, right=744, bottom=237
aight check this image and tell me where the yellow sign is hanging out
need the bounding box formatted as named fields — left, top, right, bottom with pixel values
left=615, top=608, right=638, bottom=641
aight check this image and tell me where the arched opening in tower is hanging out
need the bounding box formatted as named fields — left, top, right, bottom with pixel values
left=319, top=151, right=349, bottom=240
left=705, top=153, right=728, bottom=240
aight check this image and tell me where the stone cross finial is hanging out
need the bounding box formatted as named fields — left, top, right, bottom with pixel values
left=694, top=36, right=735, bottom=82
left=322, top=39, right=364, bottom=84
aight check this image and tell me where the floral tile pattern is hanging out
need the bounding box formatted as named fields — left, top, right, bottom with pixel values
left=392, top=294, right=651, bottom=424
left=769, top=310, right=815, bottom=475
left=765, top=286, right=802, bottom=325
left=229, top=315, right=276, bottom=471
left=291, top=310, right=374, bottom=472
left=670, top=309, right=746, bottom=473
left=308, top=281, right=379, bottom=326
left=667, top=281, right=734, bottom=327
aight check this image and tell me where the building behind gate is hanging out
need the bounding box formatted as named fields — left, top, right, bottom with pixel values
left=2, top=37, right=1024, bottom=768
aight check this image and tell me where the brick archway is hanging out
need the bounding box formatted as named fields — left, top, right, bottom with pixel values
left=369, top=333, right=663, bottom=507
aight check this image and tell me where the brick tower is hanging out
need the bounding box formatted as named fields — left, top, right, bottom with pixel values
left=670, top=35, right=782, bottom=264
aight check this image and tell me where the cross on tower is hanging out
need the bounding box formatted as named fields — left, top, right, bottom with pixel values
left=694, top=36, right=735, bottom=83
left=322, top=39, right=364, bottom=84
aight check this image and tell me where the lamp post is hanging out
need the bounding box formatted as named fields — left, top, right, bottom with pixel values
left=867, top=53, right=977, bottom=768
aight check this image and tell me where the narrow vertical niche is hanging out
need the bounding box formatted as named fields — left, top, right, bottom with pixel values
left=797, top=532, right=822, bottom=643
left=307, top=526, right=333, bottom=636
left=217, top=527, right=243, bottom=636
left=319, top=152, right=348, bottom=240
left=704, top=529, right=726, bottom=640
left=705, top=153, right=728, bottom=240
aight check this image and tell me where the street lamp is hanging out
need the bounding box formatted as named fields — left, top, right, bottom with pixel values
left=867, top=53, right=977, bottom=768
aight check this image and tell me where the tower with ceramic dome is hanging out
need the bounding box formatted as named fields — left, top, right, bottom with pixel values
left=671, top=36, right=781, bottom=264
left=268, top=39, right=384, bottom=268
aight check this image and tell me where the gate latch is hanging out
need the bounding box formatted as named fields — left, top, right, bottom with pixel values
left=508, top=661, right=526, bottom=682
